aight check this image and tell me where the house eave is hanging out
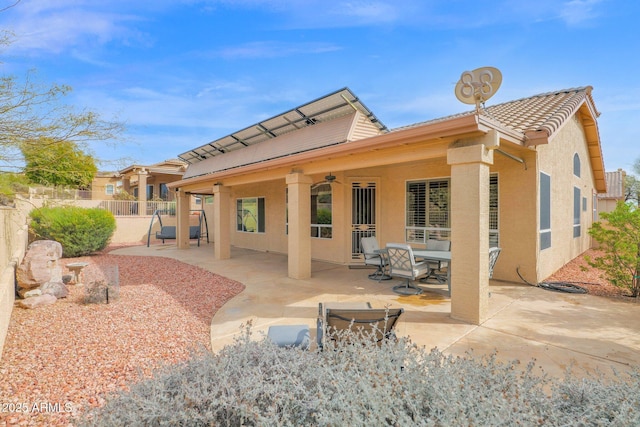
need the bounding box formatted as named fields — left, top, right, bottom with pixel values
left=168, top=114, right=511, bottom=192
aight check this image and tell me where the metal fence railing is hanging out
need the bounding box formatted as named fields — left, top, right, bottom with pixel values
left=26, top=187, right=177, bottom=217
left=97, top=200, right=176, bottom=217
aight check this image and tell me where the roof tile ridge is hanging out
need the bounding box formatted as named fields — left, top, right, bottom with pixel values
left=532, top=88, right=589, bottom=137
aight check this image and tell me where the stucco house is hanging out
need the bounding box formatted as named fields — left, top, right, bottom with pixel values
left=167, top=86, right=606, bottom=324
left=597, top=169, right=626, bottom=216
left=90, top=159, right=188, bottom=201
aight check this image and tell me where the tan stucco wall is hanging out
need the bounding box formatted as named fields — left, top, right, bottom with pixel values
left=111, top=216, right=156, bottom=244
left=597, top=198, right=620, bottom=216
left=91, top=175, right=120, bottom=199
left=0, top=199, right=30, bottom=359
left=536, top=115, right=597, bottom=281
left=493, top=148, right=539, bottom=283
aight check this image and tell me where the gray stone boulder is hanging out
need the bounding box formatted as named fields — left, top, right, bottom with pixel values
left=18, top=294, right=57, bottom=309
left=40, top=280, right=69, bottom=299
left=16, top=240, right=63, bottom=293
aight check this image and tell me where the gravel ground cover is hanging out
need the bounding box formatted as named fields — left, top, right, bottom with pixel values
left=544, top=249, right=636, bottom=300
left=0, top=246, right=244, bottom=426
left=0, top=246, right=632, bottom=426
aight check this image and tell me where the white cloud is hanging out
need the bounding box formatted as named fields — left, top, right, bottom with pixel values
left=0, top=0, right=153, bottom=56
left=559, top=0, right=604, bottom=26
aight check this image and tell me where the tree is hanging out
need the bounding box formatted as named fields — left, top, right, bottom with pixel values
left=625, top=158, right=640, bottom=205
left=0, top=28, right=123, bottom=198
left=587, top=201, right=640, bottom=298
left=626, top=174, right=640, bottom=205
left=0, top=69, right=122, bottom=170
left=21, top=138, right=98, bottom=188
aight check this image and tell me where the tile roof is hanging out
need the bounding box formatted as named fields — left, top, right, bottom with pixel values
left=599, top=169, right=626, bottom=199
left=174, top=86, right=607, bottom=192
left=394, top=86, right=598, bottom=142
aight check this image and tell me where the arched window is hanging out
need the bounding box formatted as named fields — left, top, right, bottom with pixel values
left=573, top=153, right=581, bottom=177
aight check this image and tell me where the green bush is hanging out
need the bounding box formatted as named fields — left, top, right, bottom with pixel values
left=80, top=327, right=640, bottom=426
left=30, top=206, right=115, bottom=257
left=588, top=201, right=640, bottom=297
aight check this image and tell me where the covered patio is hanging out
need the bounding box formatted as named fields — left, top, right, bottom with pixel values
left=168, top=86, right=606, bottom=328
left=112, top=243, right=640, bottom=379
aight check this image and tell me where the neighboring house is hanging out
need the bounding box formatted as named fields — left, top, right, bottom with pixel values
left=117, top=159, right=188, bottom=202
left=91, top=171, right=122, bottom=199
left=597, top=169, right=626, bottom=215
left=90, top=159, right=188, bottom=200
left=168, top=86, right=606, bottom=324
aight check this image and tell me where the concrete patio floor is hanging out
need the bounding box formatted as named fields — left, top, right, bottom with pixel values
left=112, top=243, right=640, bottom=379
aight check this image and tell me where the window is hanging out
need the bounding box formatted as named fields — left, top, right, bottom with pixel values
left=237, top=197, right=265, bottom=233
left=284, top=185, right=333, bottom=238
left=540, top=172, right=551, bottom=250
left=573, top=153, right=581, bottom=177
left=405, top=175, right=499, bottom=245
left=105, top=184, right=114, bottom=196
left=311, top=183, right=332, bottom=238
left=489, top=174, right=499, bottom=247
left=574, top=186, right=581, bottom=237
left=406, top=179, right=450, bottom=243
left=160, top=183, right=169, bottom=200
left=146, top=184, right=154, bottom=200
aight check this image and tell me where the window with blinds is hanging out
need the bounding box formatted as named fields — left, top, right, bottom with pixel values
left=489, top=174, right=499, bottom=247
left=406, top=175, right=498, bottom=245
left=406, top=179, right=450, bottom=243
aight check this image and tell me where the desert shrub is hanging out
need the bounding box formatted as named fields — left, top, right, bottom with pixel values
left=29, top=206, right=115, bottom=257
left=79, top=327, right=640, bottom=426
left=588, top=201, right=640, bottom=297
left=0, top=173, right=30, bottom=206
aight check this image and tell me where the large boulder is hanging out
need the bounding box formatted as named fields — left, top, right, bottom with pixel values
left=17, top=240, right=63, bottom=292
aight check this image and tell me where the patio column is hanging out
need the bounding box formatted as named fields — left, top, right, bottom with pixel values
left=122, top=176, right=131, bottom=194
left=286, top=172, right=313, bottom=279
left=137, top=169, right=148, bottom=216
left=447, top=136, right=495, bottom=325
left=176, top=188, right=190, bottom=249
left=213, top=184, right=231, bottom=260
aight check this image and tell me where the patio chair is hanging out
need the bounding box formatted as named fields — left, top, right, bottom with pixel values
left=317, top=302, right=404, bottom=350
left=361, top=236, right=391, bottom=282
left=418, top=239, right=451, bottom=284
left=386, top=243, right=431, bottom=295
left=489, top=247, right=501, bottom=279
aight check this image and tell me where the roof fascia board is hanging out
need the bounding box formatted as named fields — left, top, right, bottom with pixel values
left=476, top=114, right=525, bottom=145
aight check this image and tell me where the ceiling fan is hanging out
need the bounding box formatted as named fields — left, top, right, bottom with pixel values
left=313, top=173, right=341, bottom=188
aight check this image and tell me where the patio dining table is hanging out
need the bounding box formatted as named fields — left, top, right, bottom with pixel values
left=413, top=249, right=451, bottom=293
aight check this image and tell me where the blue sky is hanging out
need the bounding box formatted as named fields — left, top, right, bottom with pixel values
left=0, top=0, right=637, bottom=173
